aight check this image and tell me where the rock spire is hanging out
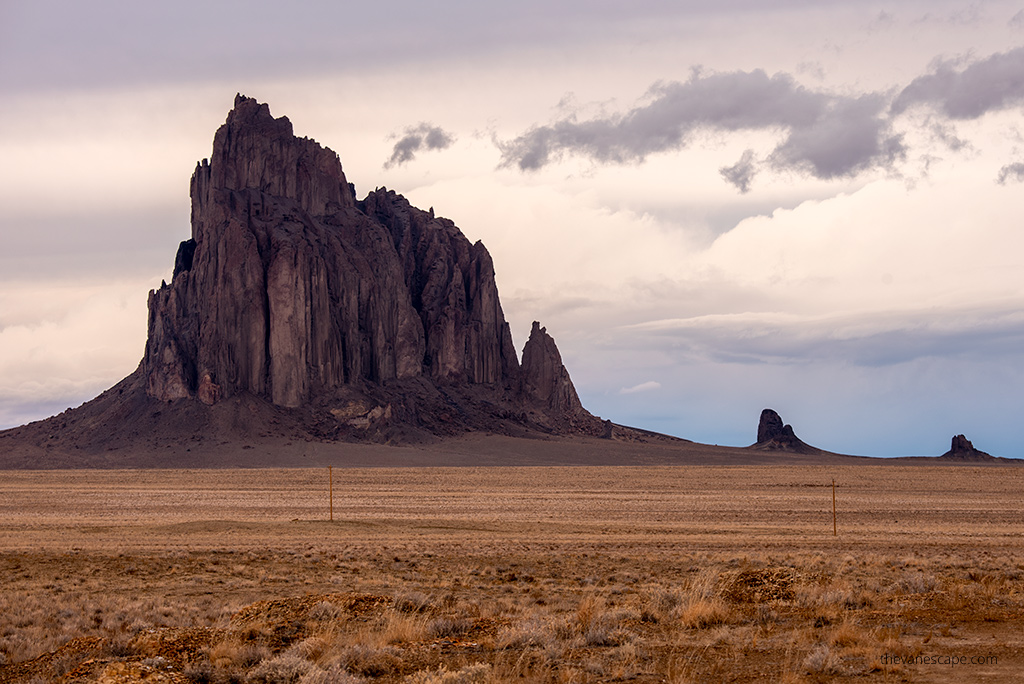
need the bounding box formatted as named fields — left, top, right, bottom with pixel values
left=751, top=408, right=819, bottom=454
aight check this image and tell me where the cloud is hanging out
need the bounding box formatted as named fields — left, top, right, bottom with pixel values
left=768, top=92, right=904, bottom=178
left=626, top=305, right=1024, bottom=368
left=928, top=121, right=970, bottom=152
left=498, top=69, right=904, bottom=189
left=891, top=47, right=1024, bottom=119
left=997, top=162, right=1024, bottom=184
left=384, top=123, right=455, bottom=168
left=719, top=149, right=757, bottom=193
left=619, top=380, right=661, bottom=395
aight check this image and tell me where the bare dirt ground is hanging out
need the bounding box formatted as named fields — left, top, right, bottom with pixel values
left=1, top=461, right=1022, bottom=682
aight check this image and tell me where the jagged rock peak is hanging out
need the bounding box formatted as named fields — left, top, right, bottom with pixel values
left=192, top=93, right=355, bottom=226
left=362, top=188, right=519, bottom=386
left=940, top=434, right=994, bottom=460
left=757, top=408, right=793, bottom=443
left=752, top=408, right=817, bottom=453
left=144, top=93, right=572, bottom=446
left=146, top=95, right=530, bottom=410
left=519, top=322, right=584, bottom=415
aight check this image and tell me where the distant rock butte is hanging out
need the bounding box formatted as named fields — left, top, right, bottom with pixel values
left=750, top=408, right=821, bottom=455
left=939, top=434, right=995, bottom=461
left=3, top=94, right=652, bottom=463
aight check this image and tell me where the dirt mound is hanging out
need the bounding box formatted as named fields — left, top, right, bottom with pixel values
left=230, top=593, right=392, bottom=628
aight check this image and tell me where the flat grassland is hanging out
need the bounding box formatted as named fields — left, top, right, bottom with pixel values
left=1, top=463, right=1022, bottom=683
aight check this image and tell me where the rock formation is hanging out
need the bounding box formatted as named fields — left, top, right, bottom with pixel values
left=144, top=95, right=609, bottom=433
left=517, top=322, right=598, bottom=432
left=0, top=94, right=613, bottom=463
left=750, top=408, right=820, bottom=454
left=939, top=434, right=995, bottom=461
left=146, top=96, right=424, bottom=407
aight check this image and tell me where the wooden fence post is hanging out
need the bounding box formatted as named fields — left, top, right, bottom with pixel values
left=329, top=465, right=333, bottom=522
left=832, top=478, right=837, bottom=536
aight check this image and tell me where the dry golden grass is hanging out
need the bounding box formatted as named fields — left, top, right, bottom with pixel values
left=0, top=463, right=1022, bottom=682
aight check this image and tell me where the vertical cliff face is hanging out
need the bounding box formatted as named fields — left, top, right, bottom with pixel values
left=143, top=94, right=538, bottom=425
left=146, top=96, right=431, bottom=407
left=364, top=190, right=519, bottom=386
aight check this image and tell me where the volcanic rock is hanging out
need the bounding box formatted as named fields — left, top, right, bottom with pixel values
left=146, top=95, right=424, bottom=408
left=145, top=94, right=601, bottom=430
left=0, top=94, right=616, bottom=464
left=939, top=434, right=995, bottom=461
left=750, top=408, right=819, bottom=454
left=518, top=322, right=604, bottom=433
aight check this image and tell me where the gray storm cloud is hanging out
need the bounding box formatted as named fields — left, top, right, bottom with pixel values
left=892, top=47, right=1024, bottom=119
left=385, top=123, right=455, bottom=168
left=719, top=149, right=757, bottom=193
left=997, top=162, right=1024, bottom=184
left=498, top=69, right=904, bottom=188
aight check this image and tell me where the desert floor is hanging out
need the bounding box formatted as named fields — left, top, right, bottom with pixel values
left=1, top=459, right=1022, bottom=682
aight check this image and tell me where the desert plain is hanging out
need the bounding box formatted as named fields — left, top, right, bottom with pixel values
left=1, top=438, right=1022, bottom=683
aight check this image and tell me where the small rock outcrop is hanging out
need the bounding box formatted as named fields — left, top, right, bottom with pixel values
left=939, top=434, right=995, bottom=461
left=750, top=408, right=819, bottom=454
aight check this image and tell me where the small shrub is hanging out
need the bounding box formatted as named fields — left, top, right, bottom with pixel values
left=334, top=644, right=401, bottom=678
left=394, top=592, right=431, bottom=614
left=496, top=618, right=552, bottom=650
left=677, top=598, right=730, bottom=629
left=246, top=653, right=314, bottom=683
left=893, top=572, right=938, bottom=594
left=183, top=661, right=215, bottom=683
left=803, top=644, right=839, bottom=674
left=426, top=617, right=471, bottom=638
left=308, top=602, right=343, bottom=623
left=298, top=665, right=367, bottom=683
left=405, top=663, right=491, bottom=683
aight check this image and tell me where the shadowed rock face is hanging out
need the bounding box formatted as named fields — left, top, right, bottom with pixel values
left=751, top=408, right=820, bottom=454
left=520, top=322, right=580, bottom=411
left=146, top=95, right=427, bottom=407
left=135, top=95, right=605, bottom=439
left=144, top=95, right=527, bottom=408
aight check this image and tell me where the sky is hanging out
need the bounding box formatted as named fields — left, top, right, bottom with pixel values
left=2, top=0, right=1023, bottom=457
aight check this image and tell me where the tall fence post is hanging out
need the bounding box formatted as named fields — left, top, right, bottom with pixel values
left=329, top=465, right=333, bottom=522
